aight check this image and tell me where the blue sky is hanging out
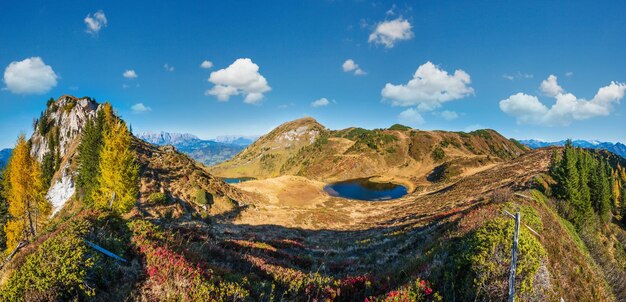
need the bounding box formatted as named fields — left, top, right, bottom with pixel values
left=1, top=0, right=625, bottom=149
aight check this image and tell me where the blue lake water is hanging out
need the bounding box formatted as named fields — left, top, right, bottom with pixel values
left=222, top=177, right=255, bottom=184
left=324, top=178, right=408, bottom=201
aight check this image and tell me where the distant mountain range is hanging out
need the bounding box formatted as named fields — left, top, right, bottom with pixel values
left=0, top=148, right=12, bottom=170
left=519, top=139, right=626, bottom=158
left=137, top=131, right=258, bottom=166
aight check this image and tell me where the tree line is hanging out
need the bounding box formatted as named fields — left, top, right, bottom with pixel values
left=550, top=140, right=626, bottom=229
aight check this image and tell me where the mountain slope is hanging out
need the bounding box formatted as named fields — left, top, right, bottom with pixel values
left=0, top=148, right=11, bottom=170
left=137, top=131, right=249, bottom=166
left=211, top=119, right=528, bottom=187
left=520, top=139, right=626, bottom=158
left=2, top=97, right=622, bottom=301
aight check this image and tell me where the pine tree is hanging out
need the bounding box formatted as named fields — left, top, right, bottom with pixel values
left=3, top=135, right=51, bottom=251
left=577, top=149, right=591, bottom=210
left=76, top=112, right=104, bottom=205
left=91, top=121, right=138, bottom=214
left=556, top=142, right=589, bottom=227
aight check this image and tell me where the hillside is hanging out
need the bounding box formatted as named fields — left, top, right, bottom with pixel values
left=211, top=118, right=528, bottom=188
left=520, top=139, right=626, bottom=158
left=2, top=96, right=626, bottom=301
left=137, top=131, right=249, bottom=166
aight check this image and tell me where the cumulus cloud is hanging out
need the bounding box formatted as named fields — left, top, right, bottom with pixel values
left=342, top=59, right=366, bottom=76
left=123, top=70, right=138, bottom=79
left=163, top=64, right=174, bottom=72
left=499, top=75, right=626, bottom=126
left=84, top=10, right=107, bottom=36
left=368, top=17, right=413, bottom=48
left=3, top=57, right=58, bottom=94
left=381, top=61, right=474, bottom=111
left=200, top=60, right=213, bottom=69
left=440, top=110, right=459, bottom=121
left=205, top=58, right=271, bottom=104
left=398, top=108, right=425, bottom=125
left=311, top=98, right=331, bottom=107
left=131, top=103, right=151, bottom=113
left=540, top=75, right=563, bottom=97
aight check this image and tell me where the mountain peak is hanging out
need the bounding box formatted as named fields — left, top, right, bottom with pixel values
left=137, top=131, right=200, bottom=146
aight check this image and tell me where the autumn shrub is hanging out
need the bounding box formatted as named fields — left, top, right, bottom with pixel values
left=128, top=219, right=250, bottom=301
left=366, top=278, right=441, bottom=302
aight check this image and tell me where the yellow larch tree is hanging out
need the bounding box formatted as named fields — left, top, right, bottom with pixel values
left=91, top=121, right=138, bottom=214
left=3, top=135, right=50, bottom=251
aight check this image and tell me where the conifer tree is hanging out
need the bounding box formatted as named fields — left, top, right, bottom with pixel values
left=577, top=149, right=591, bottom=209
left=91, top=121, right=138, bottom=214
left=3, top=135, right=51, bottom=251
left=76, top=112, right=104, bottom=205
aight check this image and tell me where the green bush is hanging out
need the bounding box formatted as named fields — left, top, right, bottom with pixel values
left=449, top=218, right=546, bottom=301
left=195, top=189, right=213, bottom=206
left=148, top=192, right=168, bottom=204
left=431, top=147, right=445, bottom=161
left=1, top=219, right=96, bottom=301
left=388, top=124, right=412, bottom=131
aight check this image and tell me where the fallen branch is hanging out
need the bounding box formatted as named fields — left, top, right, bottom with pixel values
left=85, top=240, right=127, bottom=263
left=0, top=240, right=27, bottom=270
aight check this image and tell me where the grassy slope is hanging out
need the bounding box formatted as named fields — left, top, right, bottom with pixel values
left=211, top=119, right=528, bottom=188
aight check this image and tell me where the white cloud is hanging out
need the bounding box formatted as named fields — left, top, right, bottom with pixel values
left=311, top=98, right=331, bottom=107
left=502, top=72, right=533, bottom=81
left=565, top=71, right=574, bottom=77
left=342, top=59, right=366, bottom=76
left=163, top=64, right=174, bottom=72
left=398, top=108, right=425, bottom=125
left=84, top=10, right=107, bottom=36
left=131, top=103, right=151, bottom=113
left=499, top=75, right=626, bottom=126
left=200, top=60, right=213, bottom=69
left=123, top=70, right=138, bottom=79
left=381, top=61, right=474, bottom=111
left=368, top=17, right=413, bottom=48
left=205, top=58, right=271, bottom=104
left=440, top=110, right=459, bottom=120
left=539, top=74, right=563, bottom=97
left=3, top=57, right=58, bottom=94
